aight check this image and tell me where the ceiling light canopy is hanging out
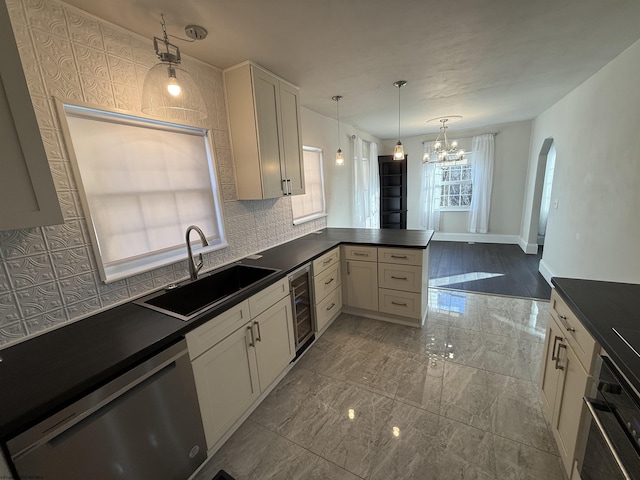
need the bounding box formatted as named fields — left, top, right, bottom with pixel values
left=332, top=95, right=344, bottom=166
left=393, top=80, right=407, bottom=161
left=141, top=15, right=208, bottom=122
left=424, top=116, right=465, bottom=163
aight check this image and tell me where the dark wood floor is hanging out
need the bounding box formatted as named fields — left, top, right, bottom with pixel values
left=428, top=241, right=551, bottom=300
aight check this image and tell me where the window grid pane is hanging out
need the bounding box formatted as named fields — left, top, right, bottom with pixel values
left=439, top=164, right=473, bottom=210
left=291, top=147, right=326, bottom=222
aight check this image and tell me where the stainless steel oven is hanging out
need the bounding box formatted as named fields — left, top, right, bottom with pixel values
left=578, top=355, right=640, bottom=480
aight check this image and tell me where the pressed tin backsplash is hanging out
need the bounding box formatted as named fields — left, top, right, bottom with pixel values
left=0, top=0, right=326, bottom=346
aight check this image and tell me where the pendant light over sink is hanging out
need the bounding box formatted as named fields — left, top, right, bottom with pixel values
left=393, top=80, right=407, bottom=160
left=141, top=15, right=208, bottom=122
left=332, top=95, right=344, bottom=166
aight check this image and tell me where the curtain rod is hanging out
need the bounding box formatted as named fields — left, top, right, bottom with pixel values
left=422, top=132, right=497, bottom=144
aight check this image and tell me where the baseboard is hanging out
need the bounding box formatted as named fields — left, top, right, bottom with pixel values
left=538, top=259, right=554, bottom=286
left=518, top=237, right=539, bottom=255
left=432, top=232, right=520, bottom=244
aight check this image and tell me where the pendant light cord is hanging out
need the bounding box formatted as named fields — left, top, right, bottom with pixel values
left=398, top=85, right=401, bottom=140
left=337, top=99, right=340, bottom=150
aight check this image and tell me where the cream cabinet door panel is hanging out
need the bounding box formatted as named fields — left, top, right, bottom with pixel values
left=377, top=248, right=422, bottom=266
left=253, top=67, right=285, bottom=199
left=314, top=263, right=340, bottom=302
left=344, top=259, right=378, bottom=311
left=0, top=1, right=62, bottom=230
left=316, top=287, right=342, bottom=332
left=539, top=314, right=565, bottom=423
left=553, top=342, right=590, bottom=476
left=253, top=296, right=295, bottom=391
left=248, top=277, right=288, bottom=319
left=343, top=245, right=377, bottom=262
left=378, top=288, right=422, bottom=319
left=191, top=323, right=260, bottom=450
left=312, top=247, right=339, bottom=276
left=279, top=81, right=304, bottom=195
left=378, top=263, right=422, bottom=293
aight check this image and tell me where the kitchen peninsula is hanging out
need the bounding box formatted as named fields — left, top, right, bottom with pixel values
left=0, top=228, right=433, bottom=475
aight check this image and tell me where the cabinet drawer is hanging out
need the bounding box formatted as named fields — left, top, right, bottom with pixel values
left=378, top=288, right=422, bottom=319
left=248, top=277, right=288, bottom=318
left=316, top=287, right=342, bottom=332
left=378, top=263, right=422, bottom=293
left=314, top=263, right=340, bottom=302
left=343, top=245, right=377, bottom=262
left=378, top=247, right=423, bottom=266
left=186, top=300, right=251, bottom=360
left=312, top=247, right=339, bottom=276
left=550, top=289, right=598, bottom=372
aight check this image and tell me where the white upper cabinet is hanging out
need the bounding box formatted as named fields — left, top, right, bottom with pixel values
left=0, top=1, right=63, bottom=231
left=224, top=62, right=305, bottom=199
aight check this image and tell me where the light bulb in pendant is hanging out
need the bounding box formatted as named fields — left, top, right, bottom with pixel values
left=393, top=141, right=404, bottom=160
left=166, top=67, right=181, bottom=97
left=336, top=148, right=344, bottom=166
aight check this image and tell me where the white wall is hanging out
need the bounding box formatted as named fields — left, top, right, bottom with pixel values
left=521, top=39, right=640, bottom=283
left=301, top=107, right=381, bottom=227
left=382, top=120, right=532, bottom=240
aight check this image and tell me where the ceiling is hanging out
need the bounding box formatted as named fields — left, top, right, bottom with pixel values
left=62, top=0, right=640, bottom=139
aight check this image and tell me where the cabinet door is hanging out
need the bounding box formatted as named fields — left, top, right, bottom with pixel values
left=278, top=81, right=305, bottom=195
left=344, top=259, right=378, bottom=311
left=253, top=296, right=295, bottom=391
left=539, top=314, right=565, bottom=422
left=0, top=1, right=63, bottom=230
left=191, top=323, right=260, bottom=451
left=553, top=341, right=590, bottom=476
left=252, top=66, right=285, bottom=198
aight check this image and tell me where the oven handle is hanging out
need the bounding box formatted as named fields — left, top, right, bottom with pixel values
left=583, top=397, right=633, bottom=480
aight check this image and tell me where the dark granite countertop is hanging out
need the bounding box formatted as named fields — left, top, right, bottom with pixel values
left=551, top=277, right=640, bottom=394
left=0, top=228, right=433, bottom=442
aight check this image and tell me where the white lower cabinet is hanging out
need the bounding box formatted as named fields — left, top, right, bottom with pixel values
left=316, top=287, right=342, bottom=332
left=191, top=321, right=260, bottom=450
left=344, top=259, right=378, bottom=311
left=253, top=296, right=295, bottom=391
left=539, top=289, right=598, bottom=477
left=187, top=281, right=294, bottom=452
left=312, top=247, right=342, bottom=334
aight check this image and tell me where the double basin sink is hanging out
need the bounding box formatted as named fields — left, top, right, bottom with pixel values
left=136, top=263, right=280, bottom=321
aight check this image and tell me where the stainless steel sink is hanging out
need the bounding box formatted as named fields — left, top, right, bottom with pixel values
left=135, top=264, right=280, bottom=321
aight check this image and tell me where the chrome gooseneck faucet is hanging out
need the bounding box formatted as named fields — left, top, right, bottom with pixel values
left=185, top=225, right=209, bottom=281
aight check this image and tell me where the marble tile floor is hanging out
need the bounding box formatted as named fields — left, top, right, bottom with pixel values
left=195, top=288, right=565, bottom=480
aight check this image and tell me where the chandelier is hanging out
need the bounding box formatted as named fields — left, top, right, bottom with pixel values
left=425, top=116, right=465, bottom=163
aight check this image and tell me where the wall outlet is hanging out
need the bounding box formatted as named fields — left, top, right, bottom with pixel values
left=552, top=199, right=559, bottom=209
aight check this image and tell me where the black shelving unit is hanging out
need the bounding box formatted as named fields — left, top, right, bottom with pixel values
left=378, top=155, right=407, bottom=229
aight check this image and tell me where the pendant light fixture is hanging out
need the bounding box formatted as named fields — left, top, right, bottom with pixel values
left=141, top=15, right=208, bottom=122
left=393, top=80, right=407, bottom=160
left=424, top=116, right=465, bottom=163
left=332, top=95, right=345, bottom=166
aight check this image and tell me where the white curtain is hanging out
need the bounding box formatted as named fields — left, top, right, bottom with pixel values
left=468, top=134, right=494, bottom=233
left=419, top=141, right=442, bottom=231
left=369, top=142, right=380, bottom=228
left=352, top=136, right=380, bottom=228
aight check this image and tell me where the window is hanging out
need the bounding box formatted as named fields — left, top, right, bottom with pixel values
left=291, top=146, right=326, bottom=224
left=439, top=161, right=473, bottom=210
left=57, top=101, right=226, bottom=283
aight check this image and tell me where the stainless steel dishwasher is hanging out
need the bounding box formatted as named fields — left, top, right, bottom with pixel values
left=8, top=339, right=206, bottom=480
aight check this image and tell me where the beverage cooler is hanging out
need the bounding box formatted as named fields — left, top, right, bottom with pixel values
left=288, top=264, right=315, bottom=351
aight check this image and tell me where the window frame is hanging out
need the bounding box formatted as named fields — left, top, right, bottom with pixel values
left=56, top=98, right=227, bottom=283
left=438, top=160, right=473, bottom=211
left=291, top=146, right=327, bottom=225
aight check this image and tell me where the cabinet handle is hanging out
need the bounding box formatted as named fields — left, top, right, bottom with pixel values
left=287, top=179, right=292, bottom=194
left=254, top=321, right=262, bottom=342
left=566, top=326, right=576, bottom=332
left=353, top=252, right=368, bottom=257
left=390, top=276, right=408, bottom=280
left=324, top=277, right=334, bottom=286
left=347, top=261, right=350, bottom=275
left=556, top=313, right=575, bottom=332
left=247, top=324, right=255, bottom=347
left=390, top=255, right=408, bottom=259
left=391, top=301, right=407, bottom=307
left=551, top=335, right=563, bottom=361
left=282, top=179, right=289, bottom=196
left=559, top=314, right=567, bottom=320
left=322, top=259, right=332, bottom=265
left=555, top=343, right=566, bottom=370
left=326, top=302, right=336, bottom=311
